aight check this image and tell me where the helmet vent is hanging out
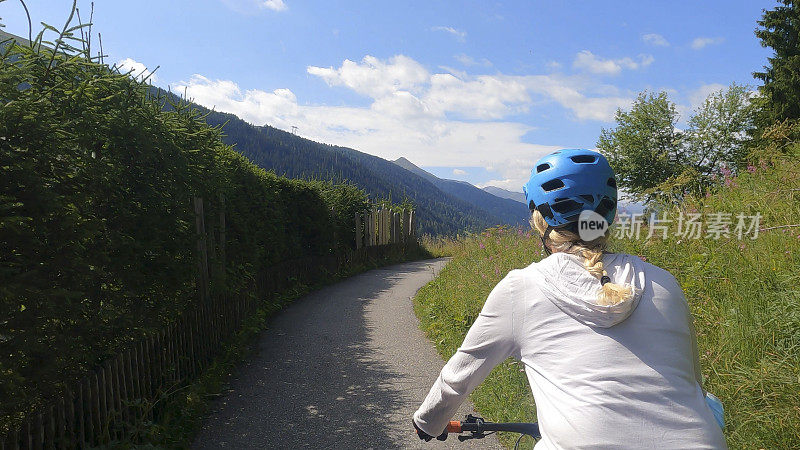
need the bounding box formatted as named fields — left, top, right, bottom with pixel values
left=551, top=199, right=581, bottom=214
left=596, top=198, right=615, bottom=217
left=537, top=203, right=554, bottom=219
left=607, top=177, right=617, bottom=188
left=541, top=179, right=565, bottom=192
left=579, top=194, right=594, bottom=204
left=536, top=163, right=551, bottom=173
left=570, top=155, right=597, bottom=164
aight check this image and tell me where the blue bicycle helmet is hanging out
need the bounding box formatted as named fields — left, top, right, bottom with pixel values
left=522, top=149, right=617, bottom=228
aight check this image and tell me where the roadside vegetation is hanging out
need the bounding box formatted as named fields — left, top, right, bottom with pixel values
left=0, top=6, right=424, bottom=444
left=415, top=2, right=800, bottom=448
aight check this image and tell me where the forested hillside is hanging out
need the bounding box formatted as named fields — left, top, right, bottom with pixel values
left=159, top=91, right=522, bottom=235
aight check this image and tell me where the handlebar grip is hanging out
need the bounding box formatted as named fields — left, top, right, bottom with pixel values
left=446, top=421, right=462, bottom=433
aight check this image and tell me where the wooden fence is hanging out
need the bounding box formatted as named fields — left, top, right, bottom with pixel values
left=1, top=200, right=415, bottom=449
left=354, top=208, right=415, bottom=249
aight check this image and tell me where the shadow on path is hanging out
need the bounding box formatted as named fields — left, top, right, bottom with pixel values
left=192, top=259, right=470, bottom=449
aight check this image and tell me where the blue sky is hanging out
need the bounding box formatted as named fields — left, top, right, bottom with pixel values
left=2, top=0, right=777, bottom=192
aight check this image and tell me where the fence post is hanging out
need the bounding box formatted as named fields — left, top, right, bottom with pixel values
left=219, top=193, right=226, bottom=284
left=385, top=209, right=390, bottom=245
left=376, top=209, right=381, bottom=245
left=407, top=210, right=415, bottom=240
left=354, top=213, right=362, bottom=249
left=194, top=197, right=210, bottom=305
left=393, top=212, right=399, bottom=244
left=382, top=209, right=387, bottom=245
left=381, top=209, right=387, bottom=245
left=368, top=210, right=374, bottom=247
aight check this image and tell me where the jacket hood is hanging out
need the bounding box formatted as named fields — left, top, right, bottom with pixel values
left=531, top=252, right=646, bottom=328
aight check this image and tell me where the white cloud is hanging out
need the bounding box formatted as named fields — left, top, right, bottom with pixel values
left=175, top=75, right=298, bottom=127
left=522, top=75, right=632, bottom=121
left=116, top=58, right=157, bottom=82
left=455, top=53, right=492, bottom=67
left=308, top=55, right=531, bottom=120
left=260, top=0, right=287, bottom=11
left=307, top=55, right=429, bottom=98
left=426, top=73, right=531, bottom=119
left=432, top=26, right=466, bottom=42
left=177, top=54, right=642, bottom=177
left=642, top=33, right=669, bottom=47
left=175, top=72, right=559, bottom=170
left=453, top=168, right=467, bottom=175
left=572, top=51, right=653, bottom=75
left=691, top=37, right=724, bottom=50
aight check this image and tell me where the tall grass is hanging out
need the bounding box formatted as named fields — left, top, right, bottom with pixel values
left=414, top=158, right=800, bottom=448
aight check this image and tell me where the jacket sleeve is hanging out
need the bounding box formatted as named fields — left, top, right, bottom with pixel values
left=412, top=272, right=519, bottom=436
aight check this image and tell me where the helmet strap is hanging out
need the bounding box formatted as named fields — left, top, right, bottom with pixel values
left=541, top=226, right=553, bottom=256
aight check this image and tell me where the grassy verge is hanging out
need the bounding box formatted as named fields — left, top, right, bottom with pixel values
left=115, top=244, right=431, bottom=448
left=416, top=229, right=543, bottom=448
left=414, top=159, right=800, bottom=448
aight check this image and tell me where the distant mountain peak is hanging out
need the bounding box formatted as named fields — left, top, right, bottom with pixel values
left=482, top=186, right=527, bottom=205
left=392, top=157, right=438, bottom=183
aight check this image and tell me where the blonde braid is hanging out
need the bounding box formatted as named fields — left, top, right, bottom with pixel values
left=531, top=210, right=633, bottom=306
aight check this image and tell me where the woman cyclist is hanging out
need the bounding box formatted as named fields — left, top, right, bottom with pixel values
left=412, top=149, right=727, bottom=449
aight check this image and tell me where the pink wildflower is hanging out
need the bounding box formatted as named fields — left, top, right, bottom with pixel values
left=739, top=243, right=746, bottom=251
left=495, top=267, right=501, bottom=275
left=747, top=164, right=756, bottom=174
left=479, top=242, right=485, bottom=249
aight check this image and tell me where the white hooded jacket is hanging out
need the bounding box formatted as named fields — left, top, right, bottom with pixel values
left=413, top=252, right=727, bottom=449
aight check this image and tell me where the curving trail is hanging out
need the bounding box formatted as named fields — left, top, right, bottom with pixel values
left=192, top=259, right=499, bottom=449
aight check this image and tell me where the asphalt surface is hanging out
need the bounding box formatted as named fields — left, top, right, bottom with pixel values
left=192, top=258, right=500, bottom=449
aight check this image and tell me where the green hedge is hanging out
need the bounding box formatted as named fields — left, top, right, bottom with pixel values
left=0, top=36, right=368, bottom=429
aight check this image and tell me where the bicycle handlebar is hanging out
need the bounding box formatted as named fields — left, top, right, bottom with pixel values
left=445, top=414, right=541, bottom=441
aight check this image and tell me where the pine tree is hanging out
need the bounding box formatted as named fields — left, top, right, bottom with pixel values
left=754, top=0, right=800, bottom=124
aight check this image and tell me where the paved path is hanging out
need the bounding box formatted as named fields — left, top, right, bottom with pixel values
left=192, top=259, right=500, bottom=449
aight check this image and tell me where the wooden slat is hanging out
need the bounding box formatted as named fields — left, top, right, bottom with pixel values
left=113, top=356, right=124, bottom=438
left=219, top=193, right=226, bottom=282
left=102, top=361, right=114, bottom=440
left=97, top=369, right=107, bottom=445
left=56, top=396, right=66, bottom=450
left=45, top=406, right=55, bottom=450
left=118, top=352, right=129, bottom=429
left=32, top=413, right=42, bottom=450
left=64, top=387, right=75, bottom=449
left=9, top=426, right=21, bottom=450
left=76, top=380, right=85, bottom=446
